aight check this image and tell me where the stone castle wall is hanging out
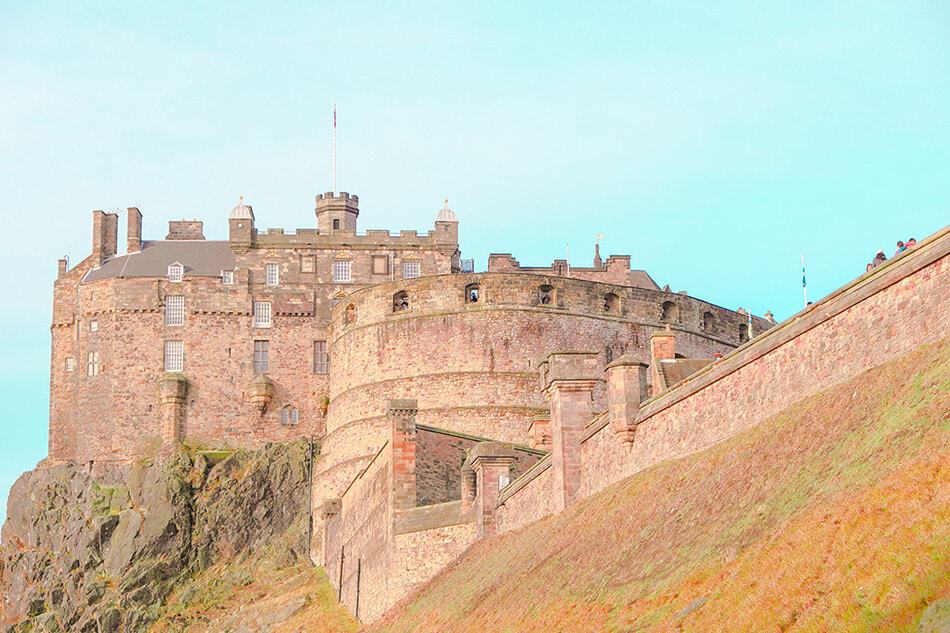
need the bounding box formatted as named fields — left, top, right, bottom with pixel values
left=312, top=272, right=764, bottom=553
left=494, top=226, right=950, bottom=534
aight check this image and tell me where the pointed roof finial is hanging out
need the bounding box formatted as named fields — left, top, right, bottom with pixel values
left=230, top=194, right=254, bottom=220
left=437, top=197, right=457, bottom=221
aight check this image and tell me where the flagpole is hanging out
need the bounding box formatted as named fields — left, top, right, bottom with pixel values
left=332, top=103, right=337, bottom=194
left=802, top=254, right=808, bottom=308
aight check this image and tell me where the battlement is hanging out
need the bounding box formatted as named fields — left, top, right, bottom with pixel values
left=315, top=191, right=359, bottom=205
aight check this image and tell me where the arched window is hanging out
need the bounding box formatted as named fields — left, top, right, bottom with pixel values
left=281, top=405, right=299, bottom=425
left=538, top=285, right=554, bottom=306
left=344, top=304, right=356, bottom=325
left=739, top=322, right=749, bottom=343
left=702, top=311, right=715, bottom=332
left=603, top=293, right=620, bottom=314
left=465, top=283, right=480, bottom=303
left=660, top=301, right=679, bottom=323
left=393, top=290, right=410, bottom=312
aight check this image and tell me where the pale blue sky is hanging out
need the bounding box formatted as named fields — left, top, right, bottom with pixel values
left=1, top=1, right=948, bottom=519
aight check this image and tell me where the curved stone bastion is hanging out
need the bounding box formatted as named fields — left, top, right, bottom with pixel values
left=311, top=271, right=770, bottom=527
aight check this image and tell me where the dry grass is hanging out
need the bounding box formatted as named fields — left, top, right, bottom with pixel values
left=371, top=339, right=950, bottom=632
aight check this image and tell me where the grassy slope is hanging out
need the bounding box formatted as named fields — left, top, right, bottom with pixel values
left=372, top=339, right=950, bottom=632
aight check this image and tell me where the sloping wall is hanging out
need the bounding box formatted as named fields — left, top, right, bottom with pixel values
left=496, top=226, right=949, bottom=532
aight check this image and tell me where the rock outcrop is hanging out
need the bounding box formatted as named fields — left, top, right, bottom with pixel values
left=0, top=441, right=314, bottom=632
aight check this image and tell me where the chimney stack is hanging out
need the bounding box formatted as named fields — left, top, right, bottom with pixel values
left=127, top=207, right=142, bottom=253
left=91, top=210, right=118, bottom=266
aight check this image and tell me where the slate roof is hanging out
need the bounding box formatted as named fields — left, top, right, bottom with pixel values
left=83, top=241, right=236, bottom=282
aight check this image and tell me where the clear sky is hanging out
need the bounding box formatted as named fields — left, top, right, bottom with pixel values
left=1, top=1, right=948, bottom=520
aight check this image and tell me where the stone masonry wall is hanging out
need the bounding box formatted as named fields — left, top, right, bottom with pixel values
left=493, top=227, right=950, bottom=533
left=415, top=426, right=543, bottom=507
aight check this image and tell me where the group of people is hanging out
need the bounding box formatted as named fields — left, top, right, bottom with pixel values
left=866, top=237, right=917, bottom=272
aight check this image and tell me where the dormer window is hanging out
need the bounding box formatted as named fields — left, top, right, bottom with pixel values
left=168, top=262, right=183, bottom=282
left=222, top=270, right=234, bottom=285
left=265, top=263, right=279, bottom=286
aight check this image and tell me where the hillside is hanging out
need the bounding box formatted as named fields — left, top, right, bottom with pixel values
left=1, top=441, right=357, bottom=632
left=371, top=339, right=950, bottom=632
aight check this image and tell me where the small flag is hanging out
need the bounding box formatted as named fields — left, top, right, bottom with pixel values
left=333, top=104, right=337, bottom=128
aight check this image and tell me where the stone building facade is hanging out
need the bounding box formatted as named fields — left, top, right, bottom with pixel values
left=50, top=190, right=767, bottom=466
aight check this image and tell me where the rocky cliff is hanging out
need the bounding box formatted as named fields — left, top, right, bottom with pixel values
left=0, top=441, right=354, bottom=632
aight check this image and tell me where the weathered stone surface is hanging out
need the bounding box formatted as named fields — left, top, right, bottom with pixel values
left=1, top=440, right=312, bottom=632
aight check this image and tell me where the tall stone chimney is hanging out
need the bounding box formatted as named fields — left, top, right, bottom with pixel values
left=91, top=210, right=118, bottom=266
left=127, top=207, right=142, bottom=253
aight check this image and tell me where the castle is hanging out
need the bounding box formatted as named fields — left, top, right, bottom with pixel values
left=49, top=190, right=789, bottom=621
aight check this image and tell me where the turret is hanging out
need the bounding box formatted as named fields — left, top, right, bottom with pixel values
left=229, top=196, right=254, bottom=253
left=315, top=192, right=359, bottom=234
left=434, top=198, right=459, bottom=245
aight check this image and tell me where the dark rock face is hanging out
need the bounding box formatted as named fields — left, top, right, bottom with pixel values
left=0, top=441, right=312, bottom=632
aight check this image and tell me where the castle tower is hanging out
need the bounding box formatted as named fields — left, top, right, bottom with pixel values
left=315, top=191, right=359, bottom=234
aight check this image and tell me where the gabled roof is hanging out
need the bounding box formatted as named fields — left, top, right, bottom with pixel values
left=83, top=240, right=236, bottom=282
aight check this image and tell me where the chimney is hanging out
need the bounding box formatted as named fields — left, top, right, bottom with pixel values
left=166, top=220, right=205, bottom=240
left=650, top=326, right=676, bottom=396
left=91, top=210, right=119, bottom=265
left=127, top=207, right=142, bottom=253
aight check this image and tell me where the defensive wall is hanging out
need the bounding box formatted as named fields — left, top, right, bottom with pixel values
left=322, top=401, right=542, bottom=622
left=312, top=271, right=769, bottom=555
left=494, top=224, right=950, bottom=533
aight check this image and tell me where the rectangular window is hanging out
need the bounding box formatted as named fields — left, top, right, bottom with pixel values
left=222, top=270, right=234, bottom=285
left=165, top=295, right=185, bottom=326
left=265, top=263, right=279, bottom=286
left=164, top=340, right=184, bottom=372
left=332, top=260, right=352, bottom=283
left=314, top=340, right=328, bottom=374
left=403, top=261, right=421, bottom=279
left=253, top=301, right=272, bottom=328
left=253, top=340, right=269, bottom=373
left=301, top=256, right=315, bottom=273
left=65, top=357, right=75, bottom=372
left=90, top=320, right=99, bottom=332
left=372, top=256, right=389, bottom=275
left=86, top=351, right=99, bottom=376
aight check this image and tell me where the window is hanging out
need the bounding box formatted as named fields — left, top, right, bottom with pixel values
left=465, top=283, right=480, bottom=303
left=167, top=262, right=183, bottom=282
left=164, top=341, right=184, bottom=372
left=301, top=256, right=315, bottom=273
left=165, top=295, right=185, bottom=326
left=65, top=357, right=75, bottom=372
left=332, top=218, right=341, bottom=230
left=661, top=301, right=679, bottom=323
left=603, top=293, right=620, bottom=314
left=314, top=340, right=328, bottom=374
left=702, top=311, right=715, bottom=332
left=372, top=256, right=389, bottom=275
left=332, top=260, right=352, bottom=283
left=281, top=405, right=299, bottom=425
left=265, top=263, right=279, bottom=286
left=538, top=285, right=554, bottom=306
left=393, top=290, right=409, bottom=312
left=344, top=304, right=356, bottom=324
left=222, top=270, right=234, bottom=285
left=253, top=301, right=272, bottom=328
left=89, top=320, right=99, bottom=332
left=253, top=340, right=269, bottom=373
left=86, top=351, right=99, bottom=376
left=403, top=261, right=421, bottom=279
